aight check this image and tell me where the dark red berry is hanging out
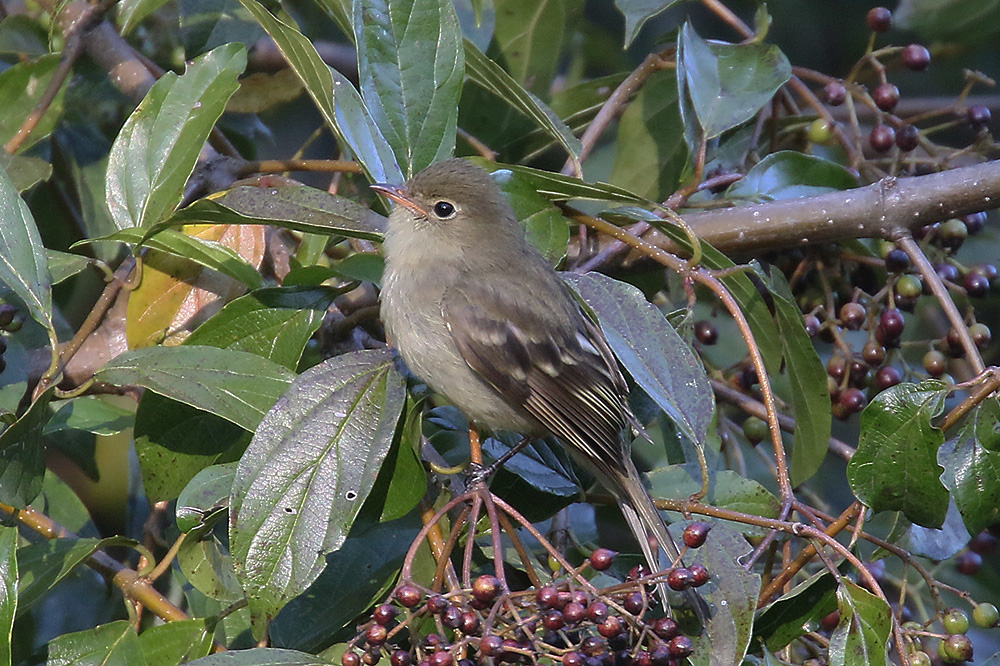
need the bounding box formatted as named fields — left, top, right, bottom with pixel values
left=973, top=263, right=997, bottom=281
left=870, top=125, right=895, bottom=152
left=563, top=602, right=586, bottom=624
left=366, top=624, right=388, bottom=646
left=590, top=548, right=617, bottom=571
left=543, top=609, right=565, bottom=631
left=880, top=309, right=905, bottom=340
left=623, top=592, right=645, bottom=614
left=956, top=550, right=982, bottom=575
left=580, top=636, right=607, bottom=657
left=862, top=340, right=886, bottom=366
left=874, top=366, right=902, bottom=392
left=598, top=616, right=624, bottom=639
left=428, top=652, right=453, bottom=666
left=423, top=635, right=445, bottom=650
left=480, top=636, right=503, bottom=657
left=694, top=320, right=718, bottom=345
left=648, top=644, right=671, bottom=666
left=535, top=586, right=558, bottom=609
left=363, top=651, right=381, bottom=666
left=821, top=610, right=840, bottom=631
left=570, top=590, right=588, bottom=606
left=667, top=568, right=694, bottom=591
left=0, top=305, right=15, bottom=328
left=563, top=653, right=585, bottom=666
left=689, top=563, right=710, bottom=587
left=472, top=575, right=501, bottom=603
left=633, top=651, right=651, bottom=666
left=443, top=605, right=463, bottom=629
left=395, top=584, right=422, bottom=608
left=344, top=652, right=362, bottom=666
left=803, top=314, right=821, bottom=337
left=867, top=7, right=892, bottom=32
left=970, top=323, right=991, bottom=349
left=461, top=612, right=481, bottom=635
left=873, top=82, right=900, bottom=112
left=839, top=388, right=867, bottom=414
left=964, top=272, right=990, bottom=298
left=373, top=604, right=397, bottom=626
left=827, top=354, right=847, bottom=382
left=964, top=211, right=988, bottom=234
left=587, top=601, right=610, bottom=623
left=825, top=81, right=847, bottom=106
left=668, top=635, right=693, bottom=658
left=935, top=263, right=961, bottom=283
left=390, top=651, right=412, bottom=666
left=895, top=124, right=919, bottom=151
left=923, top=350, right=947, bottom=377
left=969, top=530, right=999, bottom=555
left=943, top=633, right=974, bottom=662
left=651, top=617, right=679, bottom=640
left=967, top=104, right=992, bottom=129
left=849, top=357, right=870, bottom=388
left=884, top=248, right=910, bottom=273
left=902, top=44, right=931, bottom=70
left=840, top=302, right=866, bottom=330
left=426, top=595, right=449, bottom=615
left=627, top=565, right=650, bottom=582
left=683, top=522, right=711, bottom=548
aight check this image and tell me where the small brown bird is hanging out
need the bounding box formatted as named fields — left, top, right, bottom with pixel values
left=373, top=159, right=709, bottom=623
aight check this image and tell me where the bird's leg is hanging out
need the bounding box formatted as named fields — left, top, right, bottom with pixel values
left=465, top=434, right=533, bottom=488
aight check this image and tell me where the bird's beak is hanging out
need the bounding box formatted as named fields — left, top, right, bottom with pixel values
left=370, top=183, right=428, bottom=217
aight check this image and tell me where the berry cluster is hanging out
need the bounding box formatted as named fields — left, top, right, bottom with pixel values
left=812, top=6, right=991, bottom=162
left=343, top=525, right=713, bottom=666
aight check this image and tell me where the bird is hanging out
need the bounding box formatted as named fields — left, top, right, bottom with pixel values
left=372, top=158, right=709, bottom=624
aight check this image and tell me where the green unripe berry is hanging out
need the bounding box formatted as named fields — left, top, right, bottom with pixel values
left=742, top=416, right=768, bottom=445
left=909, top=650, right=931, bottom=666
left=974, top=602, right=1000, bottom=628
left=808, top=118, right=835, bottom=145
left=896, top=274, right=922, bottom=298
left=943, top=609, right=969, bottom=635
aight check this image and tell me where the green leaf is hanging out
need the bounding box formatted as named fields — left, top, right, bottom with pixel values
left=105, top=43, right=246, bottom=229
left=474, top=159, right=646, bottom=204
left=938, top=399, right=1000, bottom=535
left=176, top=462, right=236, bottom=533
left=829, top=581, right=891, bottom=666
left=355, top=0, right=464, bottom=177
left=2, top=153, right=53, bottom=192
left=268, top=516, right=419, bottom=652
left=0, top=55, right=67, bottom=153
left=648, top=466, right=780, bottom=535
left=767, top=270, right=831, bottom=487
left=847, top=381, right=950, bottom=528
left=137, top=619, right=213, bottom=666
left=45, top=250, right=91, bottom=286
left=230, top=348, right=405, bottom=635
left=483, top=435, right=579, bottom=497
left=333, top=253, right=385, bottom=286
left=0, top=389, right=54, bottom=508
left=491, top=0, right=572, bottom=95
left=609, top=68, right=686, bottom=202
left=753, top=571, right=838, bottom=651
left=464, top=41, right=582, bottom=170
left=491, top=167, right=569, bottom=264
left=171, top=185, right=386, bottom=241
left=896, top=0, right=1000, bottom=43
left=237, top=0, right=403, bottom=184
left=117, top=0, right=173, bottom=34
left=689, top=524, right=760, bottom=666
left=44, top=397, right=134, bottom=436
left=677, top=22, right=791, bottom=139
left=0, top=15, right=49, bottom=57
left=377, top=397, right=428, bottom=522
left=0, top=162, right=53, bottom=333
left=182, top=647, right=330, bottom=666
left=0, top=526, right=16, bottom=666
left=83, top=227, right=263, bottom=289
left=94, top=346, right=295, bottom=432
left=186, top=286, right=338, bottom=369
left=615, top=0, right=687, bottom=47
left=726, top=151, right=857, bottom=201
left=135, top=392, right=249, bottom=503
left=565, top=272, right=714, bottom=447
left=44, top=620, right=147, bottom=666
left=16, top=536, right=135, bottom=614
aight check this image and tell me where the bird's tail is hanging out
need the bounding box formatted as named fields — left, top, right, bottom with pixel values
left=614, top=455, right=711, bottom=625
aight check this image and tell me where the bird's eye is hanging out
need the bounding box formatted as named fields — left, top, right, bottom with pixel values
left=433, top=201, right=456, bottom=218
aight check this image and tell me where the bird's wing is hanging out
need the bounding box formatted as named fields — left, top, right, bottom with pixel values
left=442, top=280, right=629, bottom=473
